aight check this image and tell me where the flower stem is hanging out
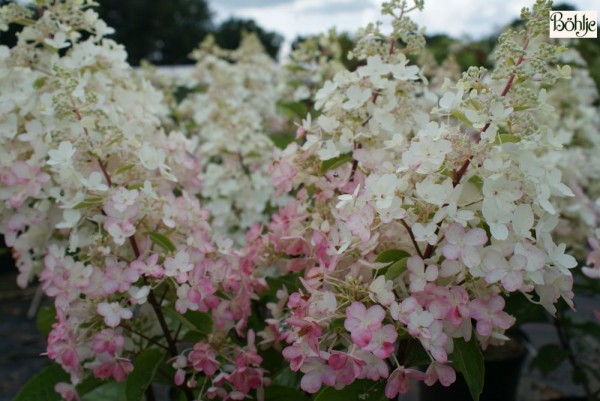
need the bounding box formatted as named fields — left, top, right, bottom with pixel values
left=400, top=220, right=424, bottom=259
left=554, top=311, right=592, bottom=398
left=422, top=30, right=532, bottom=260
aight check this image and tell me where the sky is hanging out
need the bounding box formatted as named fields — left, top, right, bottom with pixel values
left=208, top=0, right=599, bottom=54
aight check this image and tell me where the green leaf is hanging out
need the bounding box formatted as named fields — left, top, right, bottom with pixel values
left=182, top=311, right=213, bottom=334
left=126, top=349, right=166, bottom=401
left=529, top=344, right=569, bottom=376
left=504, top=292, right=549, bottom=324
left=402, top=339, right=431, bottom=367
left=13, top=364, right=69, bottom=401
left=73, top=197, right=104, bottom=209
left=269, top=133, right=295, bottom=150
left=262, top=274, right=301, bottom=301
left=570, top=321, right=600, bottom=340
left=36, top=305, right=56, bottom=336
left=148, top=232, right=176, bottom=253
left=83, top=381, right=126, bottom=401
left=329, top=317, right=345, bottom=330
left=271, top=366, right=302, bottom=389
left=451, top=337, right=485, bottom=401
left=494, top=134, right=520, bottom=144
left=114, top=164, right=136, bottom=176
left=374, top=249, right=410, bottom=264
left=277, top=100, right=308, bottom=119
left=313, top=380, right=386, bottom=401
left=76, top=376, right=106, bottom=398
left=320, top=153, right=353, bottom=174
left=451, top=110, right=471, bottom=125
left=266, top=385, right=310, bottom=401
left=34, top=77, right=47, bottom=88
left=384, top=257, right=408, bottom=280
left=170, top=309, right=213, bottom=335
left=12, top=364, right=105, bottom=401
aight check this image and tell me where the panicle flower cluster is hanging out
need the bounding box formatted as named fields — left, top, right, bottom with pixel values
left=0, top=2, right=267, bottom=400
left=533, top=48, right=600, bottom=280
left=278, top=29, right=348, bottom=109
left=258, top=0, right=594, bottom=395
left=171, top=34, right=285, bottom=242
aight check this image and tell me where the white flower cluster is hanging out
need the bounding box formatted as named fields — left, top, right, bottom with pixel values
left=0, top=2, right=266, bottom=399
left=262, top=1, right=598, bottom=394
left=172, top=34, right=283, bottom=241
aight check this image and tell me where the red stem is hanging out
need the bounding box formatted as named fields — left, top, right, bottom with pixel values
left=422, top=33, right=531, bottom=259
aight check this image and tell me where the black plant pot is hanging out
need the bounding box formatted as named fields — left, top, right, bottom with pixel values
left=419, top=335, right=528, bottom=401
left=548, top=398, right=588, bottom=401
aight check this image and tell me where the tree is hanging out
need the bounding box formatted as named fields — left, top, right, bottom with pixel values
left=213, top=18, right=283, bottom=60
left=97, top=0, right=213, bottom=65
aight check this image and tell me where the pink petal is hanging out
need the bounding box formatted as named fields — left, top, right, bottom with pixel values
left=485, top=268, right=506, bottom=284
left=444, top=223, right=464, bottom=245
left=442, top=244, right=461, bottom=261
left=365, top=304, right=385, bottom=326
left=464, top=228, right=487, bottom=246
left=300, top=372, right=323, bottom=394
left=407, top=256, right=425, bottom=274
left=501, top=271, right=523, bottom=292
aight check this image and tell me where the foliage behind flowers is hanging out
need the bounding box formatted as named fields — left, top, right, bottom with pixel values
left=0, top=1, right=599, bottom=401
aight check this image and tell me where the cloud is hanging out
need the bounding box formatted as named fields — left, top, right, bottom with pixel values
left=208, top=0, right=600, bottom=55
left=297, top=0, right=371, bottom=15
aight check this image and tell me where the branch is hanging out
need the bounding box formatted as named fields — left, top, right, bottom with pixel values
left=422, top=31, right=532, bottom=260
left=71, top=105, right=194, bottom=400
left=121, top=323, right=169, bottom=351
left=554, top=312, right=592, bottom=398
left=400, top=220, right=424, bottom=259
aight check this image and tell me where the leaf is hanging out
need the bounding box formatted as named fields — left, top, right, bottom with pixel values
left=504, top=292, right=549, bottom=324
left=36, top=305, right=56, bottom=336
left=182, top=311, right=213, bottom=334
left=266, top=385, right=310, bottom=401
left=271, top=366, right=302, bottom=388
left=262, top=274, right=301, bottom=301
left=384, top=258, right=408, bottom=280
left=34, top=77, right=47, bottom=89
left=113, top=164, right=136, bottom=176
left=73, top=197, right=104, bottom=209
left=13, top=365, right=105, bottom=401
left=451, top=336, right=485, bottom=401
left=451, top=110, right=471, bottom=125
left=313, top=380, right=386, bottom=401
left=126, top=348, right=166, bottom=401
left=76, top=376, right=106, bottom=398
left=277, top=100, right=308, bottom=119
left=269, top=133, right=295, bottom=150
left=12, top=364, right=69, bottom=401
left=374, top=249, right=410, bottom=264
left=529, top=344, right=569, bottom=376
left=320, top=153, right=353, bottom=174
left=329, top=317, right=345, bottom=330
left=148, top=232, right=176, bottom=253
left=169, top=309, right=213, bottom=335
left=83, top=381, right=126, bottom=401
left=402, top=338, right=431, bottom=367
left=570, top=321, right=600, bottom=340
left=494, top=134, right=520, bottom=144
